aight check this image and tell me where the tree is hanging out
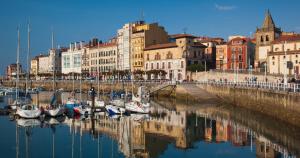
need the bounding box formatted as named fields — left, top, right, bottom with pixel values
left=187, top=63, right=205, bottom=72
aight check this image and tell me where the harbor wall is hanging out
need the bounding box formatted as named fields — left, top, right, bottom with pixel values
left=198, top=84, right=300, bottom=128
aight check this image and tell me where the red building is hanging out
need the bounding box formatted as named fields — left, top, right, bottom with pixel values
left=227, top=37, right=255, bottom=70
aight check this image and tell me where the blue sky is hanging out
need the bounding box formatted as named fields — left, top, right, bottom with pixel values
left=0, top=0, right=300, bottom=75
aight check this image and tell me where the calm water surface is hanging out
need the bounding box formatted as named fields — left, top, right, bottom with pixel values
left=0, top=92, right=299, bottom=158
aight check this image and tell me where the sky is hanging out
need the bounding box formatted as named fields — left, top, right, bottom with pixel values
left=0, top=0, right=300, bottom=75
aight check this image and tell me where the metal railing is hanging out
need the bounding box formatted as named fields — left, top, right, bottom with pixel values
left=196, top=80, right=300, bottom=93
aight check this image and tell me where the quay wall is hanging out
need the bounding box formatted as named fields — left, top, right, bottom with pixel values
left=198, top=84, right=300, bottom=128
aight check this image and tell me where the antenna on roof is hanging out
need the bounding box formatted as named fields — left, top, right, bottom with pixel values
left=140, top=10, right=145, bottom=22
left=183, top=27, right=188, bottom=34
left=51, top=26, right=54, bottom=49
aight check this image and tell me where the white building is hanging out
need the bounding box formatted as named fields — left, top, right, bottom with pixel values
left=267, top=35, right=300, bottom=75
left=61, top=42, right=85, bottom=74
left=117, top=23, right=133, bottom=71
left=38, top=55, right=50, bottom=74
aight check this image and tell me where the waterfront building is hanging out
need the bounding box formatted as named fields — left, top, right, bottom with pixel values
left=131, top=22, right=169, bottom=72
left=5, top=63, right=22, bottom=80
left=117, top=23, right=134, bottom=71
left=38, top=54, right=50, bottom=74
left=195, top=37, right=224, bottom=69
left=144, top=34, right=206, bottom=81
left=30, top=57, right=39, bottom=77
left=61, top=42, right=85, bottom=75
left=255, top=10, right=282, bottom=70
left=216, top=44, right=228, bottom=70
left=49, top=47, right=64, bottom=75
left=87, top=39, right=117, bottom=77
left=227, top=37, right=255, bottom=70
left=267, top=35, right=300, bottom=75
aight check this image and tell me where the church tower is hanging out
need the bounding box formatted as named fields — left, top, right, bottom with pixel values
left=255, top=10, right=281, bottom=69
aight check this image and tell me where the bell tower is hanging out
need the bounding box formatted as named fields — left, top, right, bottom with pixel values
left=255, top=10, right=281, bottom=69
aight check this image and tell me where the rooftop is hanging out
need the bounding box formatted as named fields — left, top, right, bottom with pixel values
left=272, top=35, right=300, bottom=44
left=169, top=34, right=196, bottom=39
left=144, top=42, right=177, bottom=51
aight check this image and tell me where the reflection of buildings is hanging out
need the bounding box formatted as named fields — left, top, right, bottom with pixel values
left=62, top=107, right=296, bottom=158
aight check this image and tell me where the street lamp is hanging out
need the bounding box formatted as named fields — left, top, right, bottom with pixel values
left=283, top=41, right=287, bottom=87
left=264, top=62, right=267, bottom=82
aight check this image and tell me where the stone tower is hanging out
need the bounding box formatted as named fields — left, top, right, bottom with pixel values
left=255, top=10, right=281, bottom=69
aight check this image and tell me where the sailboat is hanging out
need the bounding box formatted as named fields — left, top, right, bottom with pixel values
left=16, top=23, right=41, bottom=119
left=86, top=72, right=105, bottom=111
left=125, top=85, right=150, bottom=114
left=64, top=70, right=80, bottom=114
left=44, top=30, right=65, bottom=117
left=73, top=73, right=92, bottom=115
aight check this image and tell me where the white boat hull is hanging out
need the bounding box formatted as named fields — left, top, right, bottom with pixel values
left=16, top=105, right=41, bottom=119
left=125, top=102, right=149, bottom=114
left=44, top=107, right=65, bottom=117
left=105, top=105, right=125, bottom=115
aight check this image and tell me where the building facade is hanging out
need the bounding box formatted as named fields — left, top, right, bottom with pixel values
left=6, top=63, right=22, bottom=80
left=38, top=55, right=50, bottom=74
left=227, top=37, right=255, bottom=70
left=88, top=41, right=118, bottom=76
left=131, top=22, right=169, bottom=72
left=267, top=35, right=300, bottom=75
left=117, top=23, right=134, bottom=71
left=144, top=34, right=206, bottom=81
left=61, top=42, right=85, bottom=74
left=216, top=44, right=228, bottom=70
left=30, top=57, right=39, bottom=77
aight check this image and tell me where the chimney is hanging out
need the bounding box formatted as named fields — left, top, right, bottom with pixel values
left=74, top=42, right=77, bottom=50
left=69, top=43, right=72, bottom=51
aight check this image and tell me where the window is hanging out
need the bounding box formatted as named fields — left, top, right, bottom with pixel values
left=296, top=60, right=298, bottom=64
left=193, top=51, right=197, bottom=58
left=260, top=36, right=263, bottom=42
left=156, top=63, right=159, bottom=69
left=151, top=63, right=153, bottom=69
left=266, top=35, right=269, bottom=42
left=168, top=62, right=171, bottom=69
left=272, top=56, right=275, bottom=60
left=283, top=56, right=286, bottom=59
left=146, top=63, right=148, bottom=69
left=166, top=51, right=173, bottom=59
left=181, top=61, right=184, bottom=68
left=147, top=54, right=149, bottom=61
left=73, top=54, right=81, bottom=67
left=162, top=62, right=165, bottom=69
left=63, top=56, right=70, bottom=68
left=272, top=62, right=275, bottom=65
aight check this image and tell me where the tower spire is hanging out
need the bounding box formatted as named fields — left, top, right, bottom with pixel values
left=262, top=9, right=275, bottom=28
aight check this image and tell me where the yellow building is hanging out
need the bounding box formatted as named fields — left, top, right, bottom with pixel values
left=216, top=44, right=228, bottom=70
left=144, top=34, right=206, bottom=81
left=30, top=57, right=39, bottom=77
left=131, top=22, right=169, bottom=72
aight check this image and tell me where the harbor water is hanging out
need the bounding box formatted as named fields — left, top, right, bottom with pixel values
left=0, top=92, right=299, bottom=158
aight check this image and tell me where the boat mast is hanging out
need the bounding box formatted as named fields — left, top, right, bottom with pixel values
left=26, top=21, right=30, bottom=95
left=51, top=28, right=55, bottom=92
left=16, top=26, right=20, bottom=101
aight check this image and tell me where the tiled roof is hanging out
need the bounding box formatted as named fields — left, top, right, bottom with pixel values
left=169, top=34, right=196, bottom=39
left=272, top=35, right=300, bottom=44
left=144, top=43, right=177, bottom=51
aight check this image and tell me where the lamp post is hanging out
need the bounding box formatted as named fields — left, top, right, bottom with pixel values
left=283, top=41, right=287, bottom=87
left=264, top=62, right=267, bottom=82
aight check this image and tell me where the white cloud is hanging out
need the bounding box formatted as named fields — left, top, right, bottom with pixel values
left=215, top=3, right=236, bottom=11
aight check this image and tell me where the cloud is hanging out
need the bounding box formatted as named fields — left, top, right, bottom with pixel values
left=215, top=3, right=236, bottom=11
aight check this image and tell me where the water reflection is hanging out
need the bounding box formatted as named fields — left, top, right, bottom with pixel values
left=1, top=93, right=299, bottom=158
